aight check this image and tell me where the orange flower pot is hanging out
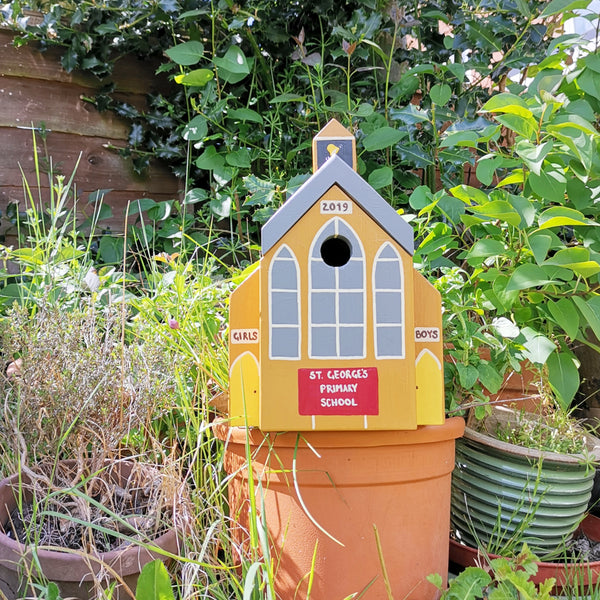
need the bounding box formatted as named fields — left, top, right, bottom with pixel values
left=215, top=417, right=464, bottom=599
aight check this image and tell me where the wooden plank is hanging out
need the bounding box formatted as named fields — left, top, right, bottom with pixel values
left=0, top=75, right=136, bottom=139
left=0, top=29, right=171, bottom=95
left=0, top=187, right=181, bottom=236
left=0, top=127, right=180, bottom=195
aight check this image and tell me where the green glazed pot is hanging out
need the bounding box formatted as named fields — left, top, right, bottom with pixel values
left=451, top=407, right=600, bottom=555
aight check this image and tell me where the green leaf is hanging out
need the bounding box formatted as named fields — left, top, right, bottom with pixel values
left=543, top=247, right=600, bottom=278
left=165, top=41, right=204, bottom=66
left=270, top=93, right=306, bottom=103
left=457, top=363, right=479, bottom=389
left=465, top=239, right=506, bottom=260
left=210, top=195, right=231, bottom=218
left=226, top=148, right=252, bottom=168
left=493, top=113, right=537, bottom=139
left=243, top=174, right=276, bottom=206
left=481, top=93, right=531, bottom=117
left=127, top=198, right=157, bottom=216
left=528, top=233, right=552, bottom=264
left=538, top=207, right=597, bottom=229
left=475, top=155, right=503, bottom=185
left=520, top=327, right=556, bottom=365
left=478, top=363, right=504, bottom=394
left=368, top=166, right=393, bottom=189
left=185, top=188, right=208, bottom=204
left=409, top=185, right=433, bottom=210
left=136, top=559, right=175, bottom=600
left=362, top=127, right=405, bottom=151
left=573, top=296, right=600, bottom=343
left=196, top=146, right=225, bottom=170
left=182, top=115, right=208, bottom=141
left=547, top=298, right=580, bottom=340
left=213, top=46, right=250, bottom=74
left=467, top=201, right=522, bottom=227
left=440, top=130, right=479, bottom=148
left=430, top=83, right=451, bottom=106
left=547, top=351, right=579, bottom=410
left=541, top=0, right=589, bottom=16
left=515, top=140, right=553, bottom=176
left=227, top=108, right=264, bottom=124
left=174, top=68, right=214, bottom=87
left=506, top=263, right=557, bottom=291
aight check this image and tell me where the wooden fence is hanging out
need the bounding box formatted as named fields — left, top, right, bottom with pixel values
left=0, top=28, right=180, bottom=241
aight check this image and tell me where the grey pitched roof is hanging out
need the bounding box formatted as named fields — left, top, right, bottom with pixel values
left=261, top=154, right=414, bottom=255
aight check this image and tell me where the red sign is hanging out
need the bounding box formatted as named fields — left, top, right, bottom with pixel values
left=298, top=368, right=379, bottom=416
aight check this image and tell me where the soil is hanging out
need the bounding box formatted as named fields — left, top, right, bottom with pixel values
left=0, top=461, right=172, bottom=553
left=567, top=532, right=600, bottom=563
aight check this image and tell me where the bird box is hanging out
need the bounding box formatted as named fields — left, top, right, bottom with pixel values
left=228, top=119, right=444, bottom=431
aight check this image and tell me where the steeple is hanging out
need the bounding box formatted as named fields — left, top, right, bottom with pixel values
left=312, top=118, right=357, bottom=172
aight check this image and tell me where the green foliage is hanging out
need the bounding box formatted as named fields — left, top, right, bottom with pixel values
left=412, top=23, right=600, bottom=412
left=136, top=560, right=176, bottom=600
left=1, top=0, right=566, bottom=266
left=429, top=545, right=555, bottom=600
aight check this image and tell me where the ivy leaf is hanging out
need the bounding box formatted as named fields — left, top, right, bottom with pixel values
left=243, top=174, right=275, bottom=206
left=165, top=41, right=204, bottom=66
left=184, top=188, right=208, bottom=205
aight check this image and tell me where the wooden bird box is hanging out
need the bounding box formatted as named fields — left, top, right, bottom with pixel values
left=229, top=119, right=444, bottom=431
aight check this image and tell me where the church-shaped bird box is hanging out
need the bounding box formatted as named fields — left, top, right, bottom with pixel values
left=229, top=119, right=444, bottom=431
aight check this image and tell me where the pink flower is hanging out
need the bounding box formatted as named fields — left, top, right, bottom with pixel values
left=167, top=318, right=180, bottom=330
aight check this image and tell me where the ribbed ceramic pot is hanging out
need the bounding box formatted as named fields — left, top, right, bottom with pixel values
left=451, top=407, right=600, bottom=554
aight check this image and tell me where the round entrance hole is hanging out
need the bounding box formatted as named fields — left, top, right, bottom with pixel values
left=320, top=236, right=351, bottom=267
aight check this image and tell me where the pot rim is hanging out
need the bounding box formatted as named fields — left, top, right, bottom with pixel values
left=463, top=407, right=600, bottom=464
left=0, top=459, right=183, bottom=570
left=214, top=415, right=465, bottom=448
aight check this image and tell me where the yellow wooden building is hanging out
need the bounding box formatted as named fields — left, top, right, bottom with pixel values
left=229, top=119, right=444, bottom=431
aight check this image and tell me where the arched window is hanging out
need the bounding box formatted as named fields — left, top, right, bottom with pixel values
left=309, top=218, right=366, bottom=359
left=373, top=243, right=404, bottom=358
left=269, top=245, right=300, bottom=359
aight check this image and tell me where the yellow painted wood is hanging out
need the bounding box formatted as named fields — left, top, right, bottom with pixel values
left=229, top=351, right=260, bottom=426
left=259, top=195, right=417, bottom=431
left=229, top=268, right=260, bottom=426
left=414, top=273, right=445, bottom=425
left=416, top=350, right=444, bottom=425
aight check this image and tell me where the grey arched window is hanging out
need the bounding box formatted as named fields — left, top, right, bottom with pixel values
left=373, top=242, right=404, bottom=358
left=309, top=218, right=366, bottom=359
left=269, top=245, right=300, bottom=359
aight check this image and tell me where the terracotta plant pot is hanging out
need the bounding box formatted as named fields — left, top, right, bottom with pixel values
left=0, top=461, right=183, bottom=600
left=216, top=417, right=465, bottom=600
left=450, top=514, right=600, bottom=594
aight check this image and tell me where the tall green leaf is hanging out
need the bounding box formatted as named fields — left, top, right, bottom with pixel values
left=547, top=351, right=579, bottom=410
left=136, top=560, right=175, bottom=600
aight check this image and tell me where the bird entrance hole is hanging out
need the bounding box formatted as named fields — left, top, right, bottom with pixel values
left=320, top=236, right=351, bottom=267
